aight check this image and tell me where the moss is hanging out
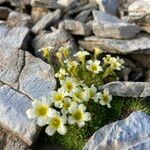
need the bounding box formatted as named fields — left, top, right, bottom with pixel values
left=48, top=98, right=124, bottom=150
left=37, top=97, right=150, bottom=150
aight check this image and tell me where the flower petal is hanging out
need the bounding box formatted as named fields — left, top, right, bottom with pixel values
left=37, top=117, right=48, bottom=126
left=84, top=112, right=91, bottom=121
left=78, top=121, right=85, bottom=128
left=68, top=116, right=75, bottom=124
left=45, top=126, right=56, bottom=136
left=57, top=125, right=67, bottom=135
left=26, top=108, right=37, bottom=119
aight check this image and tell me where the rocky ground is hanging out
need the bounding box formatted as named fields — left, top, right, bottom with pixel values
left=0, top=0, right=150, bottom=150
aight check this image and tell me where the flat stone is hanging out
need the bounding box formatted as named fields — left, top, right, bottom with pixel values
left=32, top=9, right=62, bottom=34
left=84, top=112, right=150, bottom=150
left=129, top=0, right=150, bottom=17
left=99, top=81, right=150, bottom=97
left=19, top=52, right=56, bottom=99
left=0, top=7, right=11, bottom=20
left=0, top=125, right=28, bottom=150
left=93, top=10, right=140, bottom=39
left=31, top=0, right=63, bottom=9
left=59, top=19, right=92, bottom=36
left=0, top=21, right=56, bottom=149
left=0, top=22, right=30, bottom=88
left=78, top=34, right=150, bottom=54
left=32, top=29, right=77, bottom=57
left=0, top=84, right=40, bottom=146
left=31, top=6, right=49, bottom=23
left=7, top=11, right=32, bottom=27
left=57, top=0, right=77, bottom=8
left=75, top=10, right=92, bottom=23
left=96, top=0, right=119, bottom=15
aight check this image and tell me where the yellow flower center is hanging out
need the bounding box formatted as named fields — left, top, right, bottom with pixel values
left=73, top=110, right=83, bottom=121
left=36, top=105, right=48, bottom=116
left=43, top=48, right=50, bottom=58
left=51, top=117, right=61, bottom=128
left=103, top=94, right=109, bottom=103
left=90, top=90, right=95, bottom=97
left=66, top=82, right=73, bottom=91
left=55, top=94, right=64, bottom=101
left=92, top=65, right=98, bottom=71
left=63, top=102, right=71, bottom=109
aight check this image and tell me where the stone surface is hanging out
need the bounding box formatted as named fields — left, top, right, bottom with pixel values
left=7, top=11, right=32, bottom=27
left=0, top=21, right=56, bottom=149
left=0, top=22, right=30, bottom=88
left=78, top=34, right=150, bottom=54
left=93, top=10, right=140, bottom=39
left=57, top=0, right=76, bottom=8
left=128, top=0, right=150, bottom=33
left=84, top=112, right=150, bottom=150
left=32, top=9, right=62, bottom=34
left=59, top=19, right=92, bottom=36
left=0, top=7, right=11, bottom=20
left=99, top=81, right=150, bottom=97
left=0, top=84, right=40, bottom=146
left=19, top=52, right=56, bottom=99
left=31, top=0, right=63, bottom=9
left=75, top=10, right=92, bottom=23
left=96, top=0, right=119, bottom=15
left=32, top=29, right=77, bottom=57
left=0, top=125, right=28, bottom=150
left=31, top=6, right=49, bottom=23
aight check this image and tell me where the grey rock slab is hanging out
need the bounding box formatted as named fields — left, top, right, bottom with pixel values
left=75, top=10, right=92, bottom=23
left=93, top=10, right=140, bottom=39
left=57, top=0, right=77, bottom=8
left=128, top=0, right=150, bottom=33
left=78, top=34, right=150, bottom=54
left=31, top=6, right=49, bottom=23
left=7, top=11, right=32, bottom=27
left=32, top=29, right=77, bottom=57
left=0, top=22, right=30, bottom=88
left=31, top=0, right=63, bottom=9
left=0, top=84, right=40, bottom=146
left=32, top=9, right=62, bottom=34
left=99, top=81, right=150, bottom=97
left=96, top=0, right=119, bottom=15
left=0, top=125, right=28, bottom=150
left=59, top=19, right=92, bottom=36
left=84, top=112, right=150, bottom=150
left=0, top=21, right=30, bottom=51
left=19, top=52, right=56, bottom=99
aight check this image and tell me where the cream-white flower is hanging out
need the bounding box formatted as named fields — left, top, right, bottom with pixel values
left=99, top=89, right=112, bottom=108
left=38, top=47, right=53, bottom=59
left=45, top=111, right=67, bottom=136
left=71, top=88, right=90, bottom=103
left=86, top=60, right=103, bottom=74
left=61, top=98, right=75, bottom=115
left=60, top=77, right=78, bottom=93
left=26, top=97, right=55, bottom=126
left=58, top=46, right=71, bottom=58
left=68, top=104, right=91, bottom=127
left=64, top=59, right=79, bottom=70
left=51, top=89, right=68, bottom=108
left=110, top=57, right=123, bottom=71
left=103, top=55, right=124, bottom=71
left=73, top=51, right=90, bottom=62
left=84, top=84, right=101, bottom=102
left=55, top=68, right=68, bottom=80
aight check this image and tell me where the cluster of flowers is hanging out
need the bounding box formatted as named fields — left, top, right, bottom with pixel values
left=26, top=46, right=124, bottom=136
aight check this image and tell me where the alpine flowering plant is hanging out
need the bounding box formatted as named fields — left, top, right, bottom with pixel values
left=26, top=46, right=125, bottom=136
